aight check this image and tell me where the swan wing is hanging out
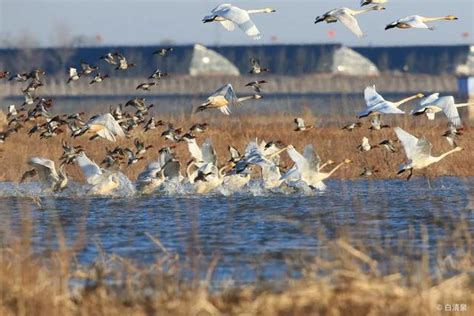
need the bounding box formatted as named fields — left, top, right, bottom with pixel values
left=220, top=20, right=236, bottom=31
left=303, top=144, right=321, bottom=172
left=220, top=6, right=261, bottom=39
left=419, top=93, right=440, bottom=106
left=163, top=160, right=181, bottom=180
left=287, top=145, right=309, bottom=174
left=415, top=137, right=433, bottom=159
left=364, top=85, right=385, bottom=107
left=372, top=102, right=405, bottom=114
left=433, top=96, right=462, bottom=127
left=406, top=16, right=430, bottom=29
left=28, top=157, right=59, bottom=184
left=187, top=139, right=203, bottom=162
left=394, top=127, right=419, bottom=160
left=336, top=12, right=364, bottom=37
left=201, top=138, right=217, bottom=165
left=75, top=152, right=103, bottom=184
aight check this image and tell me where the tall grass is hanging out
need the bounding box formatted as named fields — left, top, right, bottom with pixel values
left=0, top=112, right=472, bottom=182
left=0, top=205, right=472, bottom=316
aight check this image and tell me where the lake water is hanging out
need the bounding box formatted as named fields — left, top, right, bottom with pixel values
left=0, top=177, right=472, bottom=285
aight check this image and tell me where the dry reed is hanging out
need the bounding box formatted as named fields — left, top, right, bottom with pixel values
left=0, top=112, right=472, bottom=183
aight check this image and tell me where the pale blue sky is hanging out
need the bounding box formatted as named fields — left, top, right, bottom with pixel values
left=0, top=0, right=473, bottom=47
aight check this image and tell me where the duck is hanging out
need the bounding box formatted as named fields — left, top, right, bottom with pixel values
left=89, top=73, right=109, bottom=84
left=136, top=82, right=156, bottom=91
left=100, top=52, right=117, bottom=65
left=249, top=58, right=269, bottom=74
left=245, top=80, right=267, bottom=93
left=153, top=47, right=173, bottom=56
left=357, top=137, right=372, bottom=152
left=342, top=122, right=362, bottom=131
left=67, top=67, right=81, bottom=83
left=294, top=117, right=314, bottom=132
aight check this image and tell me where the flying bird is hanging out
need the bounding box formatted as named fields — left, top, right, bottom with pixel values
left=203, top=4, right=276, bottom=40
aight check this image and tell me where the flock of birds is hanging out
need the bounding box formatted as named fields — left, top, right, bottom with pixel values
left=201, top=1, right=458, bottom=39
left=0, top=2, right=470, bottom=196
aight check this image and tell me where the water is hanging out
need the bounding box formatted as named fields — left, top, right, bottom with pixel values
left=0, top=177, right=472, bottom=285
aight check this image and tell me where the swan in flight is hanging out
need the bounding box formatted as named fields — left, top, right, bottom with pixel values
left=197, top=84, right=261, bottom=115
left=411, top=93, right=473, bottom=128
left=315, top=5, right=386, bottom=38
left=21, top=157, right=68, bottom=192
left=75, top=152, right=122, bottom=195
left=202, top=4, right=276, bottom=40
left=394, top=127, right=463, bottom=180
left=78, top=113, right=125, bottom=142
left=357, top=85, right=424, bottom=118
left=385, top=15, right=458, bottom=31
left=283, top=145, right=351, bottom=190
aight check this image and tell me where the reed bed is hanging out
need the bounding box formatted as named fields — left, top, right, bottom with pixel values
left=0, top=206, right=472, bottom=316
left=0, top=111, right=472, bottom=182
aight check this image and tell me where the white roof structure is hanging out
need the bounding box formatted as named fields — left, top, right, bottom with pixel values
left=189, top=44, right=240, bottom=76
left=332, top=46, right=379, bottom=76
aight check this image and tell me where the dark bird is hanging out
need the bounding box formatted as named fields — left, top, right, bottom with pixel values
left=153, top=47, right=174, bottom=56
left=245, top=80, right=267, bottom=93
left=148, top=68, right=168, bottom=80
left=136, top=82, right=156, bottom=91
left=249, top=58, right=269, bottom=74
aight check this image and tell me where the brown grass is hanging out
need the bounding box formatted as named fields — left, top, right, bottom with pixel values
left=0, top=112, right=473, bottom=182
left=0, top=206, right=472, bottom=316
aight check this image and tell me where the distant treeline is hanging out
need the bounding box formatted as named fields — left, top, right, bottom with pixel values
left=0, top=44, right=470, bottom=77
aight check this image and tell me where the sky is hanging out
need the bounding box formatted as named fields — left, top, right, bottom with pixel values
left=0, top=0, right=473, bottom=48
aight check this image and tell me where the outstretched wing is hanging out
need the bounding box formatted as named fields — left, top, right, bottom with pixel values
left=336, top=12, right=364, bottom=38
left=433, top=96, right=462, bottom=128
left=394, top=127, right=431, bottom=161
left=221, top=6, right=261, bottom=39
left=28, top=157, right=58, bottom=184
left=303, top=144, right=321, bottom=172
left=201, top=138, right=217, bottom=165
left=364, top=85, right=385, bottom=107
left=287, top=145, right=309, bottom=174
left=75, top=152, right=103, bottom=184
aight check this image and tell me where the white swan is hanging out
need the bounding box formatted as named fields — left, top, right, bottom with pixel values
left=80, top=113, right=125, bottom=142
left=385, top=15, right=458, bottom=30
left=357, top=85, right=424, bottom=118
left=394, top=127, right=463, bottom=180
left=197, top=84, right=261, bottom=115
left=203, top=4, right=276, bottom=40
left=315, top=6, right=385, bottom=38
left=24, top=157, right=68, bottom=192
left=75, top=152, right=121, bottom=195
left=411, top=93, right=473, bottom=128
left=283, top=145, right=351, bottom=190
left=136, top=160, right=181, bottom=194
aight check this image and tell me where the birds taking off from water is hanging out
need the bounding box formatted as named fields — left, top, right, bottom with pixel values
left=394, top=127, right=463, bottom=180
left=357, top=85, right=424, bottom=118
left=293, top=118, right=314, bottom=132
left=22, top=157, right=68, bottom=192
left=315, top=6, right=386, bottom=38
left=411, top=93, right=472, bottom=128
left=75, top=152, right=121, bottom=195
left=385, top=15, right=458, bottom=31
left=202, top=4, right=276, bottom=40
left=197, top=83, right=261, bottom=115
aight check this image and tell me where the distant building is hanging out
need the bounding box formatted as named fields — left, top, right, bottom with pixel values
left=189, top=44, right=240, bottom=76
left=331, top=46, right=379, bottom=76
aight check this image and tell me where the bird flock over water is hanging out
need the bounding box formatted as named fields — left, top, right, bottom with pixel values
left=0, top=1, right=470, bottom=196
